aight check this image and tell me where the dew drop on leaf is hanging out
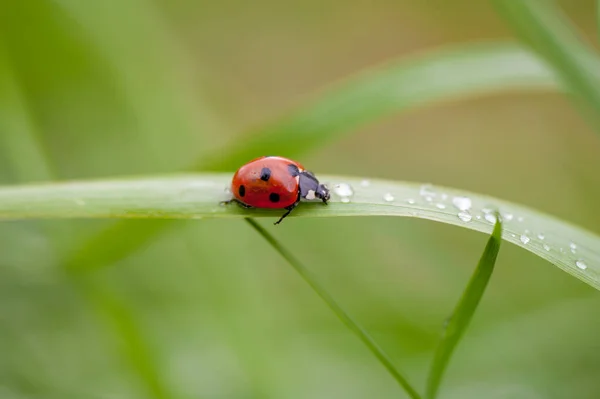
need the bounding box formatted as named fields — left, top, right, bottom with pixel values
left=503, top=213, right=514, bottom=222
left=419, top=184, right=436, bottom=198
left=457, top=211, right=472, bottom=222
left=484, top=213, right=497, bottom=224
left=360, top=179, right=370, bottom=187
left=383, top=193, right=395, bottom=202
left=333, top=183, right=354, bottom=197
left=570, top=242, right=577, bottom=253
left=543, top=244, right=551, bottom=251
left=436, top=203, right=446, bottom=209
left=537, top=233, right=545, bottom=240
left=520, top=234, right=530, bottom=244
left=576, top=260, right=588, bottom=270
left=406, top=198, right=415, bottom=205
left=452, top=196, right=472, bottom=211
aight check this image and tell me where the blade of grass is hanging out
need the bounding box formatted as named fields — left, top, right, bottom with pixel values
left=425, top=214, right=503, bottom=399
left=196, top=42, right=564, bottom=171
left=54, top=0, right=225, bottom=171
left=57, top=41, right=572, bottom=273
left=491, top=0, right=600, bottom=133
left=0, top=174, right=598, bottom=291
left=0, top=45, right=55, bottom=182
left=72, top=274, right=174, bottom=399
left=245, top=218, right=422, bottom=399
left=0, top=42, right=174, bottom=399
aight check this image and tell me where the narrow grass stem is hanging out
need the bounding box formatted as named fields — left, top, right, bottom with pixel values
left=425, top=215, right=503, bottom=399
left=245, top=218, right=422, bottom=399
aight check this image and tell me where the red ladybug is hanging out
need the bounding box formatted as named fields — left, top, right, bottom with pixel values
left=222, top=156, right=330, bottom=224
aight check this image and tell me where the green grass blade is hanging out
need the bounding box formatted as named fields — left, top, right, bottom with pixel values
left=74, top=275, right=173, bottom=399
left=196, top=42, right=561, bottom=171
left=0, top=46, right=55, bottom=182
left=55, top=41, right=569, bottom=273
left=245, top=218, right=422, bottom=399
left=425, top=215, right=503, bottom=399
left=0, top=174, right=598, bottom=291
left=491, top=0, right=600, bottom=132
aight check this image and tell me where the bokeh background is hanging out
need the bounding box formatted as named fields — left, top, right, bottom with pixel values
left=2, top=1, right=600, bottom=398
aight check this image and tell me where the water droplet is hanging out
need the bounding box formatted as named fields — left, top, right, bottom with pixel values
left=406, top=198, right=416, bottom=205
left=441, top=193, right=448, bottom=201
left=341, top=197, right=350, bottom=203
left=517, top=216, right=524, bottom=222
left=452, top=196, right=472, bottom=211
left=570, top=242, right=577, bottom=253
left=484, top=213, right=497, bottom=224
left=476, top=215, right=481, bottom=220
left=224, top=187, right=231, bottom=194
left=360, top=179, right=371, bottom=187
left=503, top=213, right=514, bottom=222
left=537, top=233, right=545, bottom=240
left=543, top=244, right=551, bottom=251
left=436, top=203, right=446, bottom=209
left=482, top=207, right=492, bottom=214
left=419, top=184, right=436, bottom=197
left=520, top=234, right=530, bottom=244
left=383, top=193, right=395, bottom=202
left=510, top=233, right=516, bottom=238
left=576, top=260, right=587, bottom=270
left=458, top=211, right=472, bottom=222
left=424, top=196, right=433, bottom=202
left=333, top=183, right=354, bottom=198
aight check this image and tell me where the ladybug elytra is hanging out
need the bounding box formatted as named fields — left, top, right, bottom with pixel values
left=222, top=156, right=330, bottom=224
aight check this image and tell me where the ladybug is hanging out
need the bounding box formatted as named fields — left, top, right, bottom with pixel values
left=222, top=156, right=330, bottom=224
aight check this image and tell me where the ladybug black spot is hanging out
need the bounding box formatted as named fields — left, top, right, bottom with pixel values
left=287, top=164, right=300, bottom=177
left=269, top=193, right=280, bottom=203
left=260, top=167, right=271, bottom=182
left=238, top=185, right=246, bottom=197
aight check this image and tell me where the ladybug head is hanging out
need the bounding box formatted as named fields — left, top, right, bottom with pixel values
left=299, top=171, right=330, bottom=204
left=315, top=183, right=330, bottom=202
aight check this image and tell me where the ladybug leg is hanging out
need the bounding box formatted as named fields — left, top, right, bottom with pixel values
left=274, top=204, right=296, bottom=225
left=220, top=198, right=252, bottom=209
left=274, top=195, right=300, bottom=225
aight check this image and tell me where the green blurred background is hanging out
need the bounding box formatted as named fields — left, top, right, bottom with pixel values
left=2, top=1, right=600, bottom=398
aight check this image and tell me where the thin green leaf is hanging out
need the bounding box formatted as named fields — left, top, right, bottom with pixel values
left=0, top=174, right=598, bottom=292
left=196, top=42, right=562, bottom=171
left=245, top=218, right=422, bottom=399
left=57, top=42, right=569, bottom=273
left=73, top=275, right=173, bottom=399
left=425, top=214, right=503, bottom=399
left=491, top=0, right=600, bottom=132
left=0, top=46, right=55, bottom=182
left=54, top=0, right=224, bottom=170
